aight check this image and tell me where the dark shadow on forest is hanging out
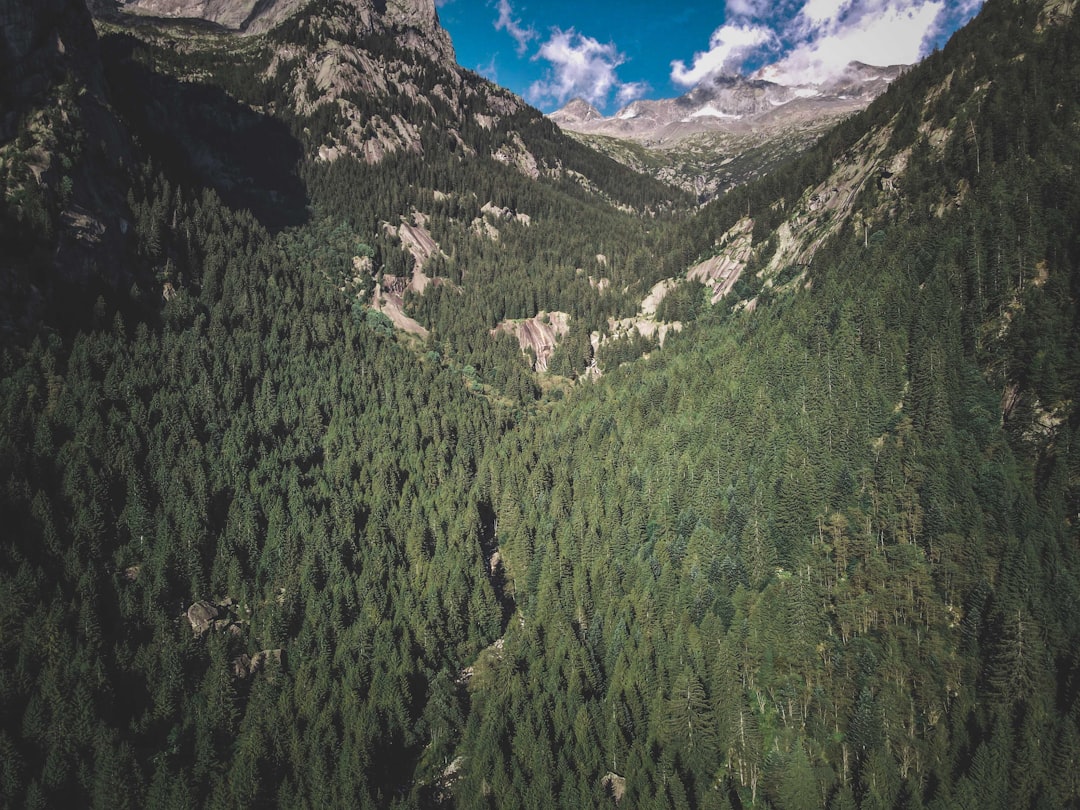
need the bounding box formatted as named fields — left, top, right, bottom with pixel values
left=100, top=33, right=309, bottom=231
left=478, top=502, right=514, bottom=627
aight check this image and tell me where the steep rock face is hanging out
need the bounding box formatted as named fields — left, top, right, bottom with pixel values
left=385, top=0, right=443, bottom=41
left=279, top=35, right=515, bottom=163
left=101, top=0, right=677, bottom=220
left=686, top=217, right=754, bottom=303
left=114, top=0, right=307, bottom=32
left=115, top=0, right=455, bottom=60
left=1, top=0, right=134, bottom=332
left=493, top=312, right=571, bottom=372
left=1, top=0, right=103, bottom=130
left=259, top=0, right=579, bottom=181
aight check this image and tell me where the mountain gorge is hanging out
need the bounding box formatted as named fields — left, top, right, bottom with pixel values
left=2, top=0, right=1080, bottom=807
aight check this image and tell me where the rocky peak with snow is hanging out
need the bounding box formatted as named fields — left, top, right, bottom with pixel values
left=547, top=61, right=907, bottom=199
left=551, top=61, right=906, bottom=144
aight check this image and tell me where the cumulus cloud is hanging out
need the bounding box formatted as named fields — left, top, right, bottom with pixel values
left=795, top=0, right=848, bottom=30
left=494, top=0, right=537, bottom=55
left=528, top=28, right=641, bottom=108
left=670, top=24, right=774, bottom=87
left=672, top=0, right=980, bottom=88
left=766, top=0, right=945, bottom=84
left=616, top=81, right=651, bottom=106
left=725, top=0, right=771, bottom=18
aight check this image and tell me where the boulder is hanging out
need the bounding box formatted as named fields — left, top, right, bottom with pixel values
left=602, top=772, right=626, bottom=803
left=186, top=600, right=219, bottom=637
left=231, top=654, right=252, bottom=678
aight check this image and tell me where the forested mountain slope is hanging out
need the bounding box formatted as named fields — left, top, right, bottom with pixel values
left=0, top=0, right=1078, bottom=808
left=90, top=0, right=692, bottom=380
left=460, top=0, right=1080, bottom=806
left=0, top=0, right=693, bottom=804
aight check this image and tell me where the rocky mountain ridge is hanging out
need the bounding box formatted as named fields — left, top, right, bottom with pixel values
left=95, top=0, right=606, bottom=189
left=551, top=62, right=905, bottom=199
left=551, top=62, right=905, bottom=143
left=107, top=0, right=453, bottom=57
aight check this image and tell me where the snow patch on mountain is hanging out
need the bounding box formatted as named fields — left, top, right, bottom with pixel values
left=690, top=104, right=742, bottom=119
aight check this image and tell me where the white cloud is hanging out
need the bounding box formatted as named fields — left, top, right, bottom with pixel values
left=616, top=81, right=651, bottom=106
left=796, top=0, right=849, bottom=30
left=767, top=0, right=945, bottom=85
left=477, top=55, right=499, bottom=82
left=529, top=28, right=640, bottom=108
left=670, top=23, right=774, bottom=87
left=672, top=0, right=970, bottom=88
left=726, top=0, right=769, bottom=17
left=494, top=0, right=537, bottom=55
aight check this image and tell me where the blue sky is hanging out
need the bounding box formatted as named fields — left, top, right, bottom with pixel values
left=436, top=0, right=986, bottom=114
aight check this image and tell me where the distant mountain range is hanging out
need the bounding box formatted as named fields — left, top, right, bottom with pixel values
left=551, top=62, right=905, bottom=143
left=550, top=62, right=906, bottom=199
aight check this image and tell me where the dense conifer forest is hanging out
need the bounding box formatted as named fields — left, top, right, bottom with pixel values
left=1, top=0, right=1079, bottom=807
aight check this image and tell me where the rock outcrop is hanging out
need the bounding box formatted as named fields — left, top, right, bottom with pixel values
left=115, top=0, right=455, bottom=61
left=185, top=597, right=245, bottom=637
left=114, top=0, right=304, bottom=33
left=1, top=0, right=100, bottom=124
left=602, top=772, right=626, bottom=803
left=186, top=600, right=221, bottom=637
left=493, top=312, right=571, bottom=372
left=687, top=217, right=754, bottom=303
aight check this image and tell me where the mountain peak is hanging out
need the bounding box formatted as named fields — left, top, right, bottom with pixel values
left=550, top=97, right=604, bottom=125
